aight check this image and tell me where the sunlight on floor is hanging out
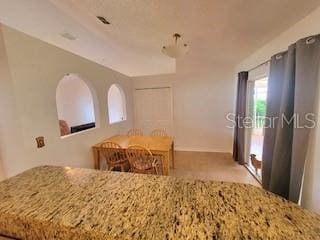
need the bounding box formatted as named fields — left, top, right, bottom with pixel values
left=170, top=151, right=260, bottom=187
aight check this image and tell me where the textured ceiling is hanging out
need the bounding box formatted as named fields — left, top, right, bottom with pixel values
left=1, top=0, right=320, bottom=76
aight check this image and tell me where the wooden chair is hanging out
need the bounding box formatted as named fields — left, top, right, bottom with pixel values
left=150, top=129, right=167, bottom=137
left=127, top=128, right=143, bottom=136
left=126, top=145, right=159, bottom=175
left=99, top=142, right=129, bottom=172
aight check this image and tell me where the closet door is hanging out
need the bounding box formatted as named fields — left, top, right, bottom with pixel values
left=134, top=87, right=173, bottom=135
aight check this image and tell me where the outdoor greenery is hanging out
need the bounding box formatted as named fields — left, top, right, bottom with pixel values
left=254, top=99, right=266, bottom=128
left=255, top=99, right=266, bottom=116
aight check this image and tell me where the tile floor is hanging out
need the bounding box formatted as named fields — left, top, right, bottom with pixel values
left=170, top=151, right=260, bottom=187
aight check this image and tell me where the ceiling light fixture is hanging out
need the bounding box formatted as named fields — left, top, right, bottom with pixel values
left=96, top=16, right=110, bottom=25
left=162, top=33, right=189, bottom=59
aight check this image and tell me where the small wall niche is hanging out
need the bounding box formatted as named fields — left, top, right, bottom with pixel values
left=107, top=84, right=127, bottom=124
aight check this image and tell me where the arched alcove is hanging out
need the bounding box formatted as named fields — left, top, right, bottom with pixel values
left=56, top=74, right=96, bottom=136
left=107, top=84, right=127, bottom=124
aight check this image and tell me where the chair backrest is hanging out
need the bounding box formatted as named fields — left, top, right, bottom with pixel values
left=100, top=142, right=124, bottom=165
left=150, top=129, right=167, bottom=137
left=126, top=145, right=152, bottom=168
left=127, top=128, right=143, bottom=136
left=59, top=120, right=70, bottom=136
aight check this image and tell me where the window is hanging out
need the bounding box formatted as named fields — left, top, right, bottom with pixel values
left=107, top=84, right=126, bottom=124
left=56, top=74, right=96, bottom=136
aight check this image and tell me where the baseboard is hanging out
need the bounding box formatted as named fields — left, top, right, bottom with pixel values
left=174, top=147, right=232, bottom=155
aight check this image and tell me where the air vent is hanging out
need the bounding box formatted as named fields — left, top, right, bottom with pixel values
left=60, top=32, right=76, bottom=40
left=97, top=16, right=110, bottom=25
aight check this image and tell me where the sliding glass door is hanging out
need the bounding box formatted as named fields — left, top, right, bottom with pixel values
left=244, top=65, right=269, bottom=182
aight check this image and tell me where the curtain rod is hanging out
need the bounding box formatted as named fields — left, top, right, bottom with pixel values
left=248, top=59, right=270, bottom=72
left=247, top=34, right=320, bottom=73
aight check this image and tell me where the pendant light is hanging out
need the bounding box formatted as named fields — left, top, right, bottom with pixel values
left=161, top=33, right=189, bottom=58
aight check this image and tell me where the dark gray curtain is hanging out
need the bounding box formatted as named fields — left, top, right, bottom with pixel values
left=262, top=35, right=320, bottom=202
left=233, top=71, right=248, bottom=165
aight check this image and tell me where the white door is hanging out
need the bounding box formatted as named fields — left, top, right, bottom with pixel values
left=134, top=87, right=173, bottom=135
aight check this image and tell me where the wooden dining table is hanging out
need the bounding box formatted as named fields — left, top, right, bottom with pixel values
left=92, top=135, right=174, bottom=175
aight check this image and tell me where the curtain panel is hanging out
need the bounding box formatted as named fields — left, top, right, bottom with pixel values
left=233, top=71, right=248, bottom=165
left=262, top=34, right=320, bottom=202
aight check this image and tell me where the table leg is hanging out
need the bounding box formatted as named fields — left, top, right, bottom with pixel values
left=162, top=151, right=170, bottom=176
left=171, top=142, right=175, bottom=169
left=92, top=147, right=100, bottom=170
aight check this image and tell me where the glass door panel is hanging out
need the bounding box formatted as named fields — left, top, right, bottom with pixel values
left=245, top=78, right=268, bottom=181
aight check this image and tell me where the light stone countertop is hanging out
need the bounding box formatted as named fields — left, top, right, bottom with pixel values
left=0, top=166, right=319, bottom=239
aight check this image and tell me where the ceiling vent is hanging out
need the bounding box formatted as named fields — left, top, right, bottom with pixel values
left=60, top=32, right=76, bottom=40
left=96, top=16, right=110, bottom=25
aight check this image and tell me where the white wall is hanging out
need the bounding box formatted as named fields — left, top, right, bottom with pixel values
left=236, top=7, right=320, bottom=213
left=56, top=74, right=95, bottom=127
left=236, top=7, right=320, bottom=72
left=0, top=24, right=133, bottom=178
left=0, top=25, right=25, bottom=180
left=133, top=62, right=235, bottom=153
left=303, top=88, right=320, bottom=214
